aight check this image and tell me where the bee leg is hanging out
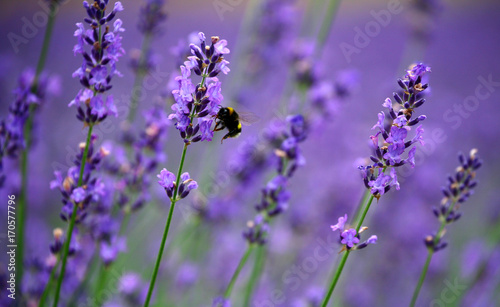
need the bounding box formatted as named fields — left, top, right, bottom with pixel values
left=221, top=132, right=230, bottom=144
left=213, top=121, right=226, bottom=132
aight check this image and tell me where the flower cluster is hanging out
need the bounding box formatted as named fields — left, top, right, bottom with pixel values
left=158, top=168, right=198, bottom=200
left=425, top=149, right=482, bottom=252
left=243, top=115, right=308, bottom=245
left=69, top=0, right=125, bottom=124
left=169, top=32, right=230, bottom=143
left=359, top=63, right=431, bottom=198
left=330, top=214, right=377, bottom=251
left=0, top=69, right=60, bottom=187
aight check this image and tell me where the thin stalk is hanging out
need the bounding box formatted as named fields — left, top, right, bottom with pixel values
left=243, top=245, right=266, bottom=307
left=224, top=244, right=255, bottom=299
left=18, top=0, right=58, bottom=294
left=321, top=194, right=375, bottom=307
left=143, top=142, right=189, bottom=307
left=409, top=250, right=433, bottom=307
left=315, top=0, right=341, bottom=55
left=127, top=32, right=153, bottom=122
left=409, top=198, right=459, bottom=307
left=52, top=124, right=94, bottom=307
left=38, top=256, right=61, bottom=307
left=352, top=189, right=371, bottom=227
left=95, top=264, right=109, bottom=307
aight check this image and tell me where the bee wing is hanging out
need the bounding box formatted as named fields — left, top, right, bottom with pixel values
left=237, top=111, right=260, bottom=126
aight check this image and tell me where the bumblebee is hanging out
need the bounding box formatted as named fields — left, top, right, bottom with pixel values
left=213, top=107, right=258, bottom=143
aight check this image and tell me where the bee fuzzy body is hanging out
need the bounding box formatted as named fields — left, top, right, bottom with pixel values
left=214, top=107, right=242, bottom=143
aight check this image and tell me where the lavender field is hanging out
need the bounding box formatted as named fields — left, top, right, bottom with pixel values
left=0, top=0, right=499, bottom=306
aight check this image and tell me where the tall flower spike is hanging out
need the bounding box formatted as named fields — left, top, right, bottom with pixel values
left=70, top=0, right=125, bottom=124
left=359, top=63, right=431, bottom=199
left=425, top=149, right=482, bottom=252
left=410, top=149, right=482, bottom=307
left=168, top=32, right=231, bottom=143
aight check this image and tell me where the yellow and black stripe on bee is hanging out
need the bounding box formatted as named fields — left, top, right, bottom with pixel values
left=213, top=107, right=242, bottom=143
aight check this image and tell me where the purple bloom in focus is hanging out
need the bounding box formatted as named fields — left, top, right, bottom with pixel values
left=168, top=32, right=231, bottom=143
left=70, top=1, right=125, bottom=123
left=157, top=168, right=175, bottom=189
left=366, top=235, right=378, bottom=244
left=361, top=64, right=431, bottom=197
left=341, top=229, right=359, bottom=248
left=368, top=171, right=391, bottom=195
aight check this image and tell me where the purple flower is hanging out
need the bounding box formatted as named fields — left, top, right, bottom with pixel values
left=372, top=112, right=385, bottom=131
left=69, top=1, right=125, bottom=123
left=157, top=168, right=175, bottom=189
left=368, top=171, right=391, bottom=195
left=168, top=32, right=231, bottom=142
left=366, top=235, right=378, bottom=244
left=425, top=149, right=482, bottom=252
left=331, top=214, right=348, bottom=232
left=406, top=63, right=431, bottom=81
left=178, top=172, right=198, bottom=199
left=341, top=229, right=359, bottom=248
left=360, top=65, right=431, bottom=197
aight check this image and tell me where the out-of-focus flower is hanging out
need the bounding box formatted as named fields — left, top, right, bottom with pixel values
left=425, top=149, right=482, bottom=252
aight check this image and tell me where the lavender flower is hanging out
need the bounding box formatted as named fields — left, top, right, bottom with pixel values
left=0, top=69, right=60, bottom=187
left=69, top=0, right=124, bottom=124
left=168, top=32, right=230, bottom=143
left=410, top=149, right=482, bottom=306
left=330, top=214, right=377, bottom=251
left=425, top=149, right=482, bottom=252
left=359, top=63, right=431, bottom=199
left=243, top=115, right=308, bottom=245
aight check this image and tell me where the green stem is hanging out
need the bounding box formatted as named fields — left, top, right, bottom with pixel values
left=243, top=245, right=266, bottom=307
left=52, top=124, right=94, bottom=307
left=409, top=198, right=459, bottom=307
left=352, top=189, right=371, bottom=227
left=315, top=0, right=341, bottom=54
left=321, top=251, right=350, bottom=307
left=128, top=33, right=153, bottom=122
left=38, top=256, right=60, bottom=307
left=95, top=264, right=108, bottom=306
left=143, top=142, right=189, bottom=307
left=321, top=194, right=374, bottom=307
left=409, top=249, right=433, bottom=307
left=224, top=245, right=255, bottom=299
left=18, top=0, right=58, bottom=296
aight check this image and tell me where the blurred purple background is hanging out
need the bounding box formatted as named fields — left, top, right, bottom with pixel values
left=1, top=0, right=500, bottom=306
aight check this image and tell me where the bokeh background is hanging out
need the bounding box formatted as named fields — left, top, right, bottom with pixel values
left=1, top=0, right=500, bottom=306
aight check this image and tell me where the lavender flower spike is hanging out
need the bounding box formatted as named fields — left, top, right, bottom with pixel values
left=360, top=63, right=431, bottom=199
left=410, top=149, right=482, bottom=307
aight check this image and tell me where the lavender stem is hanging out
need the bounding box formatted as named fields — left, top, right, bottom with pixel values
left=144, top=142, right=189, bottom=307
left=18, top=0, right=59, bottom=293
left=409, top=199, right=458, bottom=307
left=224, top=244, right=255, bottom=300
left=321, top=194, right=375, bottom=307
left=52, top=124, right=95, bottom=307
left=243, top=245, right=266, bottom=306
